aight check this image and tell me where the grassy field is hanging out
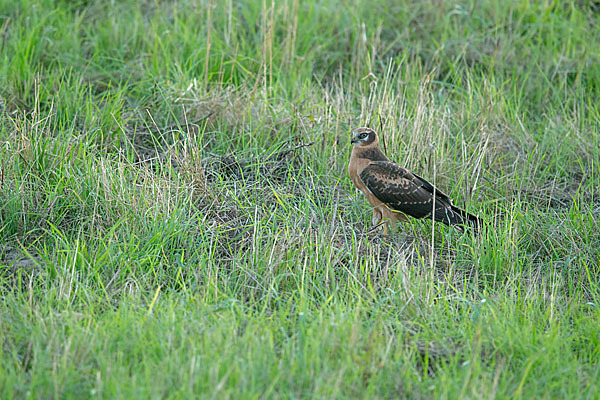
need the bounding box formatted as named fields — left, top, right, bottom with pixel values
left=1, top=0, right=599, bottom=398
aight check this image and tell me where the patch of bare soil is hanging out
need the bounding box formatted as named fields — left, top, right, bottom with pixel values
left=516, top=175, right=599, bottom=210
left=0, top=245, right=41, bottom=271
left=0, top=245, right=44, bottom=292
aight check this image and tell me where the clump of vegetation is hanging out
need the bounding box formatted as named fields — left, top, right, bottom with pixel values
left=1, top=0, right=599, bottom=397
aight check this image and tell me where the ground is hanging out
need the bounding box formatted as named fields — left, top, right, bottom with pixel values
left=0, top=0, right=599, bottom=398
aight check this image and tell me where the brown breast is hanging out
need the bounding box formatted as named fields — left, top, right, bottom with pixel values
left=348, top=147, right=386, bottom=208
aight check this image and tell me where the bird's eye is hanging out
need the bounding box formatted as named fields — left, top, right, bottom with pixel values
left=360, top=133, right=368, bottom=139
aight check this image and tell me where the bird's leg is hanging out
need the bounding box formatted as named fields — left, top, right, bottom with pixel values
left=367, top=208, right=388, bottom=234
left=372, top=208, right=382, bottom=226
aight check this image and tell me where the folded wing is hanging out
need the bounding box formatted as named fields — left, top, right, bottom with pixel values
left=359, top=161, right=478, bottom=229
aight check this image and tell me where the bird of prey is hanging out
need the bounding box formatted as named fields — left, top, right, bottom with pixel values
left=348, top=127, right=480, bottom=233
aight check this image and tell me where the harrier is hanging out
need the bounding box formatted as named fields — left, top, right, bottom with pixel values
left=348, top=127, right=480, bottom=233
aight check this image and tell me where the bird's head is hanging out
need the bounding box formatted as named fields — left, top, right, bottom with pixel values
left=351, top=127, right=378, bottom=147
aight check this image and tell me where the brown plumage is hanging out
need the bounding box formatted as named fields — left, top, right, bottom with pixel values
left=348, top=127, right=480, bottom=233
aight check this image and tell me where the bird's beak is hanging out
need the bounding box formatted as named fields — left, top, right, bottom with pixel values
left=350, top=135, right=359, bottom=144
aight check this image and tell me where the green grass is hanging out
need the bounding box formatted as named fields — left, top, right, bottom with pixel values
left=1, top=0, right=599, bottom=398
